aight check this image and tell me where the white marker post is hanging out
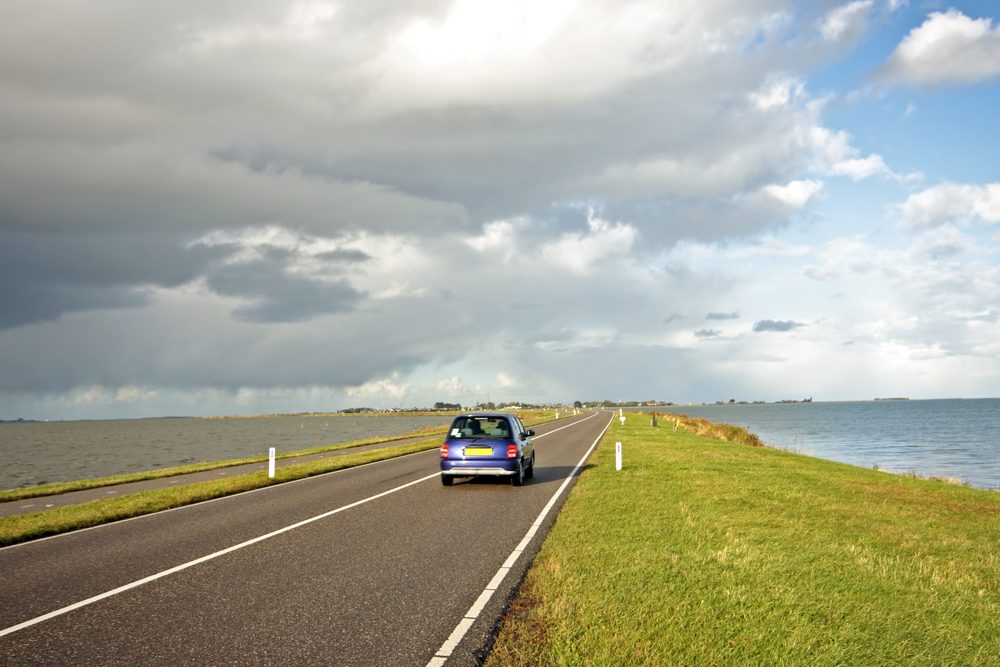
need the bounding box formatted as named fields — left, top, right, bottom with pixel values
left=268, top=447, right=276, bottom=478
left=615, top=442, right=622, bottom=471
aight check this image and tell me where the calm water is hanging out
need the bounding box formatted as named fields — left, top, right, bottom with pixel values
left=663, top=399, right=1000, bottom=491
left=0, top=414, right=451, bottom=490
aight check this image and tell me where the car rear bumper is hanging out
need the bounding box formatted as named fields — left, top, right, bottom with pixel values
left=441, top=467, right=516, bottom=477
left=440, top=460, right=518, bottom=476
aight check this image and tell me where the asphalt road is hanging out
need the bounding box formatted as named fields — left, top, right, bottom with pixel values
left=0, top=411, right=613, bottom=665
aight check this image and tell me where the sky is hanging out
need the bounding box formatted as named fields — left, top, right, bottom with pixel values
left=1, top=0, right=999, bottom=419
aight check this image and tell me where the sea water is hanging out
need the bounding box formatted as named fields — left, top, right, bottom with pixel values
left=0, top=414, right=451, bottom=490
left=665, top=398, right=1000, bottom=491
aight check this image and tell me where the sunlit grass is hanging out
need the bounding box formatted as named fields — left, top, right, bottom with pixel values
left=488, top=412, right=1000, bottom=665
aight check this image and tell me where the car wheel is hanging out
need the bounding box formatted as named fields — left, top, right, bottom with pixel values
left=525, top=452, right=535, bottom=479
left=512, top=461, right=525, bottom=486
left=441, top=475, right=454, bottom=486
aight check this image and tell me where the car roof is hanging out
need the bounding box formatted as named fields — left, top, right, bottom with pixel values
left=453, top=412, right=516, bottom=419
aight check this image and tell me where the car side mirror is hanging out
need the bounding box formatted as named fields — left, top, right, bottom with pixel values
left=525, top=429, right=535, bottom=437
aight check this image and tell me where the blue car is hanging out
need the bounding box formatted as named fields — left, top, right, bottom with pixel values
left=439, top=412, right=536, bottom=486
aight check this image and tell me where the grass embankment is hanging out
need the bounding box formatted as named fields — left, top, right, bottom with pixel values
left=0, top=410, right=562, bottom=546
left=488, top=412, right=1000, bottom=665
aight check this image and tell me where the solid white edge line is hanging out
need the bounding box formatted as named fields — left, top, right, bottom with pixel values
left=0, top=471, right=441, bottom=639
left=426, top=411, right=614, bottom=664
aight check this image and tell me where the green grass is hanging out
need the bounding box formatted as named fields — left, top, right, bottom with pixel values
left=488, top=412, right=1000, bottom=666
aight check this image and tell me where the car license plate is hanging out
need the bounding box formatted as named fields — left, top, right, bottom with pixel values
left=465, top=446, right=493, bottom=457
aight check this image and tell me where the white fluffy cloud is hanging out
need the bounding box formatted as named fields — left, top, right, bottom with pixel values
left=346, top=374, right=409, bottom=400
left=881, top=9, right=1000, bottom=85
left=463, top=218, right=529, bottom=262
left=763, top=180, right=823, bottom=209
left=895, top=183, right=1000, bottom=228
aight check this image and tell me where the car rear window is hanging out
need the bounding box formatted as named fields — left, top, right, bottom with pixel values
left=449, top=416, right=511, bottom=439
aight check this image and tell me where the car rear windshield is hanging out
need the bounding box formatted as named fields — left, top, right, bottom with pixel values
left=449, top=416, right=512, bottom=439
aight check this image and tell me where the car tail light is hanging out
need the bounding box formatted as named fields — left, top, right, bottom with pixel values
left=506, top=443, right=518, bottom=459
left=440, top=443, right=449, bottom=458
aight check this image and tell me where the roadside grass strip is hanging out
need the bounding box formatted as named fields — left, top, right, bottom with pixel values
left=0, top=428, right=447, bottom=503
left=487, top=411, right=1000, bottom=666
left=0, top=438, right=441, bottom=547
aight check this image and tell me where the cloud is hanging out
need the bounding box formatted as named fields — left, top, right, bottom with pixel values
left=804, top=126, right=914, bottom=182
left=819, top=1, right=874, bottom=43
left=763, top=179, right=823, bottom=208
left=192, top=226, right=369, bottom=322
left=752, top=319, right=803, bottom=332
left=829, top=154, right=890, bottom=181
left=895, top=183, right=1000, bottom=228
left=0, top=231, right=224, bottom=329
left=540, top=209, right=637, bottom=274
left=879, top=9, right=1000, bottom=85
left=750, top=75, right=805, bottom=110
left=706, top=312, right=739, bottom=321
left=464, top=218, right=529, bottom=262
left=723, top=235, right=812, bottom=258
left=205, top=260, right=364, bottom=323
left=908, top=224, right=976, bottom=261
left=345, top=373, right=409, bottom=400
left=2, top=2, right=998, bottom=417
left=436, top=375, right=465, bottom=395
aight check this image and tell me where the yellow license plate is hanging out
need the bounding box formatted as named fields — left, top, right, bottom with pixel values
left=465, top=446, right=493, bottom=457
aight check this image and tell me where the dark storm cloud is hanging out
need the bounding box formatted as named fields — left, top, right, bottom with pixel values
left=204, top=260, right=364, bottom=323
left=0, top=231, right=226, bottom=329
left=317, top=248, right=371, bottom=264
left=752, top=319, right=803, bottom=332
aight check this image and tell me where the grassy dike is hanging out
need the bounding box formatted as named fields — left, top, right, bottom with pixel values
left=487, top=412, right=1000, bottom=666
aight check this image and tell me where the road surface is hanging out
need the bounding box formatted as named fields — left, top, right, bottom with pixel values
left=0, top=411, right=612, bottom=665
